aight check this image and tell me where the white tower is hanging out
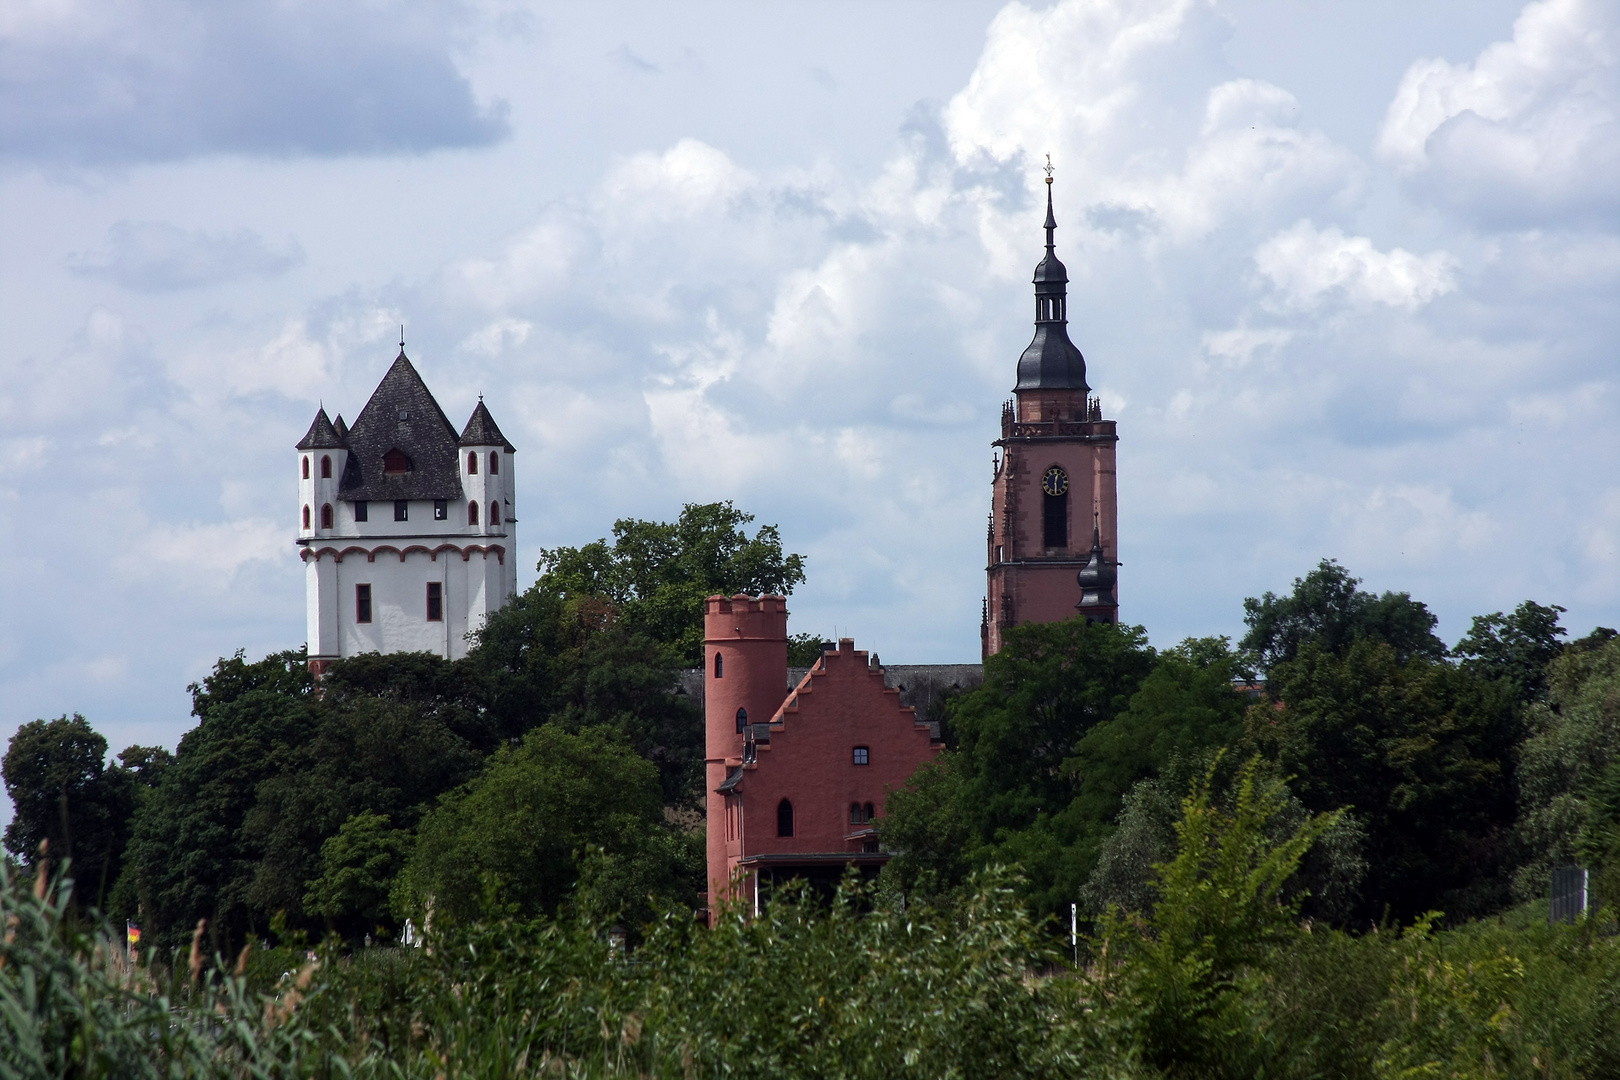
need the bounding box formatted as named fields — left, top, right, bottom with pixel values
left=297, top=348, right=517, bottom=675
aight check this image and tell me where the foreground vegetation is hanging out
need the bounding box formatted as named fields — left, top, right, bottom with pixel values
left=7, top=761, right=1620, bottom=1079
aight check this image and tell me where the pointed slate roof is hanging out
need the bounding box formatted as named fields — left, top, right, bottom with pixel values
left=458, top=400, right=515, bottom=452
left=295, top=407, right=347, bottom=450
left=1015, top=181, right=1090, bottom=393
left=337, top=350, right=465, bottom=502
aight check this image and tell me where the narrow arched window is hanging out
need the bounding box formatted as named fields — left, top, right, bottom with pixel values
left=490, top=502, right=500, bottom=526
left=735, top=707, right=748, bottom=734
left=467, top=452, right=478, bottom=475
left=777, top=799, right=794, bottom=838
left=320, top=504, right=333, bottom=529
left=864, top=801, right=875, bottom=823
left=302, top=505, right=311, bottom=529
left=489, top=452, right=499, bottom=475
left=301, top=456, right=309, bottom=479
left=468, top=502, right=479, bottom=525
left=850, top=802, right=863, bottom=825
left=714, top=652, right=723, bottom=678
left=320, top=455, right=332, bottom=479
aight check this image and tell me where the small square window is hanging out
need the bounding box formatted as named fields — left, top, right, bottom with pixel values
left=433, top=499, right=447, bottom=520
left=394, top=500, right=408, bottom=521
left=426, top=582, right=443, bottom=622
left=852, top=746, right=869, bottom=766
left=354, top=501, right=368, bottom=522
left=355, top=584, right=372, bottom=624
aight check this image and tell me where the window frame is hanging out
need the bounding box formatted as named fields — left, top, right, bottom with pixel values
left=776, top=798, right=794, bottom=838
left=714, top=651, right=723, bottom=678
left=301, top=456, right=309, bottom=479
left=354, top=501, right=368, bottom=522
left=426, top=581, right=443, bottom=622
left=490, top=501, right=500, bottom=526
left=852, top=746, right=870, bottom=766
left=467, top=452, right=478, bottom=475
left=394, top=500, right=409, bottom=522
left=355, top=583, right=372, bottom=624
left=320, top=455, right=332, bottom=479
left=468, top=501, right=479, bottom=526
left=489, top=452, right=499, bottom=475
left=302, top=505, right=310, bottom=529
left=433, top=499, right=448, bottom=521
left=320, top=503, right=333, bottom=530
left=735, top=706, right=748, bottom=734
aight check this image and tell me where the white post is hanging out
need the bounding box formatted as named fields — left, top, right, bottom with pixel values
left=1071, top=902, right=1078, bottom=967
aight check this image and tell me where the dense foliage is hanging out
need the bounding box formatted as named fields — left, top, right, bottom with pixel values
left=8, top=763, right=1620, bottom=1080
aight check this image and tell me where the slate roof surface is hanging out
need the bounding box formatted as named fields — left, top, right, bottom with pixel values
left=459, top=399, right=516, bottom=451
left=337, top=351, right=466, bottom=502
left=296, top=407, right=347, bottom=450
left=1015, top=322, right=1089, bottom=392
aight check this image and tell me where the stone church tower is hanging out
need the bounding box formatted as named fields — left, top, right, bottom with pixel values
left=984, top=178, right=1119, bottom=656
left=296, top=346, right=517, bottom=674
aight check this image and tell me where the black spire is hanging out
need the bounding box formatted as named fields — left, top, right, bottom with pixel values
left=1075, top=513, right=1117, bottom=621
left=1015, top=169, right=1090, bottom=392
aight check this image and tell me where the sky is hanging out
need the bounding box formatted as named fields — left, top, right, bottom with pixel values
left=2, top=0, right=1617, bottom=829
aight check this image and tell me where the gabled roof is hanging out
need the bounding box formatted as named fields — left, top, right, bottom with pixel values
left=459, top=399, right=515, bottom=451
left=295, top=407, right=347, bottom=450
left=337, top=351, right=465, bottom=502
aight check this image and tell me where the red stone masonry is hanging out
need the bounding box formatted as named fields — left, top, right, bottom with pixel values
left=704, top=596, right=942, bottom=914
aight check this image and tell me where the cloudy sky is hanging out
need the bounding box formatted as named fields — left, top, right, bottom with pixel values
left=2, top=0, right=1617, bottom=823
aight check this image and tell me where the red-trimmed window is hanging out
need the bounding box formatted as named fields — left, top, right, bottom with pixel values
left=467, top=452, right=478, bottom=475
left=302, top=505, right=311, bottom=529
left=302, top=456, right=309, bottom=479
left=320, top=455, right=332, bottom=479
left=468, top=502, right=479, bottom=526
left=489, top=452, right=499, bottom=474
left=490, top=502, right=500, bottom=526
left=355, top=584, right=372, bottom=624
left=320, top=504, right=333, bottom=529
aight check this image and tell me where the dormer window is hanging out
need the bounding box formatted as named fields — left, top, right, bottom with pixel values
left=383, top=449, right=409, bottom=475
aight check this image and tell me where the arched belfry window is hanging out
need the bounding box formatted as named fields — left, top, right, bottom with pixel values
left=735, top=707, right=748, bottom=734
left=468, top=502, right=479, bottom=526
left=714, top=652, right=723, bottom=679
left=302, top=505, right=311, bottom=529
left=777, top=798, right=794, bottom=837
left=1041, top=466, right=1069, bottom=549
left=320, top=455, right=332, bottom=479
left=467, top=452, right=478, bottom=475
left=301, top=456, right=309, bottom=479
left=490, top=452, right=499, bottom=475
left=320, top=504, right=333, bottom=529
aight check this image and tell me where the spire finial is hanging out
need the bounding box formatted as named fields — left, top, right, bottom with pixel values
left=1042, top=156, right=1057, bottom=247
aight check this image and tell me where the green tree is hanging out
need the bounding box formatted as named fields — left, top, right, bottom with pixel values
left=880, top=618, right=1156, bottom=917
left=2, top=715, right=134, bottom=907
left=1245, top=639, right=1518, bottom=922
left=394, top=724, right=697, bottom=928
left=303, top=810, right=410, bottom=941
left=1241, top=558, right=1445, bottom=675
left=1452, top=600, right=1568, bottom=704
left=533, top=501, right=806, bottom=664
left=116, top=649, right=315, bottom=952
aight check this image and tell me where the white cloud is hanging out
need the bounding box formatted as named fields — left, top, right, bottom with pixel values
left=68, top=221, right=303, bottom=291
left=1376, top=0, right=1620, bottom=225
left=1202, top=325, right=1294, bottom=366
left=1255, top=221, right=1459, bottom=310
left=115, top=518, right=288, bottom=588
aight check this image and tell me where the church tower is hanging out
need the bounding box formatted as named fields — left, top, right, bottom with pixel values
left=983, top=173, right=1118, bottom=656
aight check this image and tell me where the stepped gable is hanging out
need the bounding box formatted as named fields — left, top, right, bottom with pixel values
left=338, top=350, right=466, bottom=502
left=296, top=407, right=346, bottom=450
left=459, top=399, right=516, bottom=452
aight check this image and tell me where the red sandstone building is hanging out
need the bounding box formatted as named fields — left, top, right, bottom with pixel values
left=703, top=178, right=1119, bottom=909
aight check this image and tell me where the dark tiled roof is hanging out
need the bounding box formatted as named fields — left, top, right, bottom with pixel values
left=717, top=766, right=744, bottom=794
left=337, top=351, right=466, bottom=502
left=334, top=414, right=349, bottom=440
left=459, top=400, right=515, bottom=451
left=295, top=407, right=347, bottom=450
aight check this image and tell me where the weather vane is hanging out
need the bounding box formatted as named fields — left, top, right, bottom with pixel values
left=1044, top=153, right=1054, bottom=184
left=399, top=324, right=405, bottom=350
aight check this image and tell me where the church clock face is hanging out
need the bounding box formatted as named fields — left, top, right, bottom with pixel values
left=1042, top=466, right=1069, bottom=497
